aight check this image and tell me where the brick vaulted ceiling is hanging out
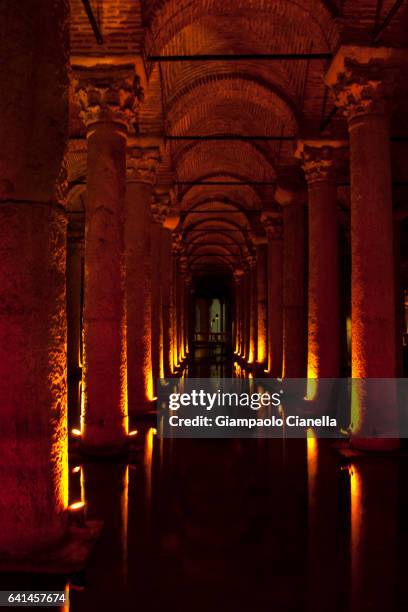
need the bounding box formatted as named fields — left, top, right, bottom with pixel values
left=69, top=0, right=408, bottom=276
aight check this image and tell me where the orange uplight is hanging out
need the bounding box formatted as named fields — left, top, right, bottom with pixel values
left=72, top=466, right=81, bottom=473
left=306, top=356, right=318, bottom=400
left=257, top=334, right=266, bottom=365
left=307, top=428, right=318, bottom=503
left=128, top=430, right=138, bottom=437
left=71, top=428, right=82, bottom=437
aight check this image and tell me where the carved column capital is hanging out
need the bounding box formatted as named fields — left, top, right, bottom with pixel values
left=72, top=63, right=143, bottom=131
left=296, top=140, right=347, bottom=184
left=126, top=146, right=161, bottom=185
left=151, top=190, right=171, bottom=225
left=261, top=211, right=283, bottom=240
left=325, top=46, right=402, bottom=121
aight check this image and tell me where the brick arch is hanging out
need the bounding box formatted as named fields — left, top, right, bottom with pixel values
left=176, top=140, right=276, bottom=182
left=145, top=0, right=339, bottom=61
left=179, top=182, right=261, bottom=210
left=166, top=73, right=298, bottom=134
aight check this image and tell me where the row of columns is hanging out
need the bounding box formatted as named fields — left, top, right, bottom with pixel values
left=72, top=65, right=192, bottom=454
left=233, top=46, right=403, bottom=449
left=0, top=12, right=403, bottom=564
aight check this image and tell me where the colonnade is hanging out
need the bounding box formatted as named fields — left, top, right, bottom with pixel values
left=233, top=46, right=404, bottom=451
left=0, top=1, right=404, bottom=564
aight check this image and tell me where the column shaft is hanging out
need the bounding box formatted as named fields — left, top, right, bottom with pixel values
left=83, top=124, right=127, bottom=448
left=267, top=232, right=284, bottom=377
left=256, top=245, right=268, bottom=367
left=282, top=203, right=307, bottom=377
left=161, top=228, right=174, bottom=376
left=125, top=181, right=154, bottom=411
left=0, top=0, right=69, bottom=555
left=307, top=178, right=339, bottom=378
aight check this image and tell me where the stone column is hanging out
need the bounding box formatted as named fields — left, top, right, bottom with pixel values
left=242, top=265, right=250, bottom=360
left=261, top=212, right=284, bottom=377
left=326, top=46, right=401, bottom=449
left=183, top=274, right=192, bottom=357
left=296, top=141, right=345, bottom=382
left=0, top=0, right=69, bottom=556
left=255, top=241, right=268, bottom=369
left=247, top=254, right=258, bottom=365
left=151, top=192, right=170, bottom=386
left=125, top=146, right=160, bottom=412
left=67, top=215, right=84, bottom=429
left=233, top=269, right=244, bottom=355
left=161, top=210, right=179, bottom=377
left=179, top=256, right=189, bottom=360
left=275, top=179, right=308, bottom=378
left=74, top=64, right=140, bottom=451
left=161, top=228, right=174, bottom=376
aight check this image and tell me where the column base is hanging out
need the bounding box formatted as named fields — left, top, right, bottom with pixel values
left=0, top=521, right=102, bottom=574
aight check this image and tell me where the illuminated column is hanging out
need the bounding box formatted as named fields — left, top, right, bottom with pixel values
left=67, top=214, right=84, bottom=428
left=73, top=65, right=139, bottom=451
left=247, top=254, right=257, bottom=365
left=151, top=192, right=170, bottom=385
left=171, top=238, right=180, bottom=370
left=297, top=141, right=345, bottom=381
left=183, top=274, right=192, bottom=356
left=242, top=265, right=250, bottom=359
left=255, top=240, right=268, bottom=368
left=161, top=211, right=179, bottom=377
left=275, top=180, right=308, bottom=377
left=177, top=256, right=188, bottom=361
left=125, top=146, right=160, bottom=412
left=326, top=47, right=401, bottom=449
left=233, top=269, right=244, bottom=354
left=0, top=0, right=69, bottom=555
left=261, top=212, right=284, bottom=377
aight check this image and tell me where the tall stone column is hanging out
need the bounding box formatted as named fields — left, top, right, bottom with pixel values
left=255, top=241, right=268, bottom=368
left=247, top=254, right=258, bottom=365
left=233, top=269, right=244, bottom=355
left=297, top=141, right=345, bottom=382
left=171, top=239, right=181, bottom=369
left=151, top=192, right=170, bottom=386
left=261, top=212, right=284, bottom=377
left=161, top=210, right=179, bottom=377
left=125, top=146, right=160, bottom=412
left=275, top=180, right=308, bottom=377
left=0, top=0, right=70, bottom=556
left=326, top=46, right=402, bottom=449
left=74, top=64, right=140, bottom=451
left=242, top=265, right=250, bottom=360
left=179, top=256, right=189, bottom=360
left=67, top=215, right=84, bottom=429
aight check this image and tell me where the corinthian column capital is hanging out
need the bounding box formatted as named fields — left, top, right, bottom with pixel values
left=325, top=46, right=403, bottom=121
left=296, top=140, right=347, bottom=184
left=72, top=63, right=143, bottom=131
left=126, top=146, right=161, bottom=185
left=151, top=190, right=171, bottom=224
left=261, top=211, right=283, bottom=240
